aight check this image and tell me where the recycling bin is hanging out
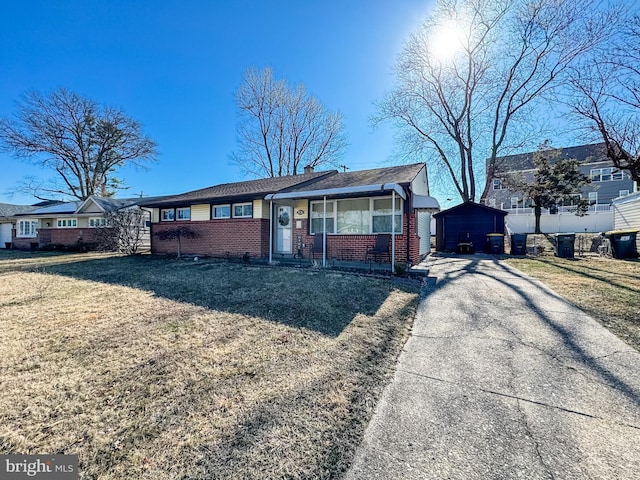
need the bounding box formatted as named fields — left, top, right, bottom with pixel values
left=485, top=233, right=505, bottom=254
left=605, top=230, right=639, bottom=259
left=510, top=233, right=527, bottom=255
left=555, top=233, right=575, bottom=258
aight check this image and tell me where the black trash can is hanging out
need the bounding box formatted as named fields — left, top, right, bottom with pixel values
left=605, top=230, right=639, bottom=259
left=485, top=233, right=505, bottom=254
left=510, top=233, right=527, bottom=255
left=555, top=233, right=575, bottom=258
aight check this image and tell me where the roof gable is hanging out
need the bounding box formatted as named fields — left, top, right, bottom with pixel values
left=433, top=201, right=508, bottom=218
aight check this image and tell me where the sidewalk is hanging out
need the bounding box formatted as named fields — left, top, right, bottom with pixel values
left=345, top=255, right=640, bottom=479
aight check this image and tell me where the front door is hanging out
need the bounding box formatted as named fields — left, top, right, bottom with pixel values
left=275, top=205, right=293, bottom=254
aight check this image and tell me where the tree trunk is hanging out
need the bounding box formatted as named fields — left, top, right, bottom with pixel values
left=534, top=204, right=542, bottom=234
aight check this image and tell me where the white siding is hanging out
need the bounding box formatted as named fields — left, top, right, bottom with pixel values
left=410, top=166, right=429, bottom=196
left=191, top=204, right=210, bottom=221
left=613, top=193, right=640, bottom=231
left=417, top=211, right=431, bottom=255
left=0, top=223, right=12, bottom=247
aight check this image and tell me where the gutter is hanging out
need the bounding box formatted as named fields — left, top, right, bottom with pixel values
left=264, top=183, right=407, bottom=201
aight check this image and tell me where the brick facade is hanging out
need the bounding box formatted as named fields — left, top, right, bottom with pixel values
left=12, top=228, right=101, bottom=250
left=150, top=213, right=421, bottom=264
left=292, top=213, right=420, bottom=265
left=151, top=219, right=270, bottom=257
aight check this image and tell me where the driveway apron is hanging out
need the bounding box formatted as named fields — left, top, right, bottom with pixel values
left=346, top=255, right=640, bottom=480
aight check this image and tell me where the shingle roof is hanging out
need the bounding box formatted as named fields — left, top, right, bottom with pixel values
left=139, top=170, right=337, bottom=207
left=0, top=203, right=37, bottom=218
left=282, top=163, right=425, bottom=193
left=495, top=143, right=608, bottom=172
left=12, top=195, right=171, bottom=216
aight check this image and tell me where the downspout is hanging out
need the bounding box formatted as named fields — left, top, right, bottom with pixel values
left=322, top=195, right=327, bottom=267
left=391, top=190, right=395, bottom=272
left=406, top=190, right=411, bottom=265
left=269, top=200, right=273, bottom=263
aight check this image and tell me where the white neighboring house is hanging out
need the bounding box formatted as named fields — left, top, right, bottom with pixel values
left=0, top=203, right=37, bottom=248
left=11, top=196, right=156, bottom=251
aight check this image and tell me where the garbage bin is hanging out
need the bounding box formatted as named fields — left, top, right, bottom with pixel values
left=510, top=233, right=527, bottom=255
left=4, top=242, right=11, bottom=249
left=605, top=230, right=639, bottom=259
left=485, top=233, right=505, bottom=254
left=555, top=233, right=575, bottom=258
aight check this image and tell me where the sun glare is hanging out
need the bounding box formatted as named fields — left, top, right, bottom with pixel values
left=430, top=23, right=466, bottom=61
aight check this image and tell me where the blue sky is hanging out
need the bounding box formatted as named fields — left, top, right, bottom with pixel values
left=0, top=0, right=438, bottom=205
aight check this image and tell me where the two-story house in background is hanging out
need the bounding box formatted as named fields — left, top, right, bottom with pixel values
left=484, top=143, right=636, bottom=233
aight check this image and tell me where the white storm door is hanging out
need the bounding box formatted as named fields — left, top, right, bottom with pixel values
left=275, top=206, right=293, bottom=253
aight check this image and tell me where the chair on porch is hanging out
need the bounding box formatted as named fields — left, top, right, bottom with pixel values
left=309, top=235, right=325, bottom=262
left=366, top=234, right=391, bottom=263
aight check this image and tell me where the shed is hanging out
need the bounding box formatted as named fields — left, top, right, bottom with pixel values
left=434, top=202, right=508, bottom=253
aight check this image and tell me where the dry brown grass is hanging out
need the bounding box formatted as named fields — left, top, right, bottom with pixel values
left=0, top=251, right=419, bottom=479
left=505, top=255, right=640, bottom=351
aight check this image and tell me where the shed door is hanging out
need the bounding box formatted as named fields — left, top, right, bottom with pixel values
left=275, top=206, right=293, bottom=254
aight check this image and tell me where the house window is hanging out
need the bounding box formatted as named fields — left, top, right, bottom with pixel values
left=619, top=190, right=630, bottom=197
left=560, top=194, right=582, bottom=207
left=57, top=218, right=78, bottom=228
left=372, top=197, right=402, bottom=233
left=310, top=196, right=403, bottom=235
left=233, top=203, right=253, bottom=218
left=492, top=178, right=506, bottom=190
left=213, top=204, right=231, bottom=218
left=17, top=220, right=37, bottom=238
left=588, top=192, right=598, bottom=204
left=510, top=197, right=519, bottom=209
left=310, top=201, right=335, bottom=234
left=176, top=207, right=191, bottom=220
left=161, top=209, right=175, bottom=221
left=89, top=217, right=109, bottom=227
left=591, top=167, right=624, bottom=182
left=337, top=198, right=370, bottom=234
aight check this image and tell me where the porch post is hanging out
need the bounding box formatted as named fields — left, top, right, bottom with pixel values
left=269, top=200, right=273, bottom=264
left=322, top=195, right=327, bottom=267
left=391, top=190, right=396, bottom=272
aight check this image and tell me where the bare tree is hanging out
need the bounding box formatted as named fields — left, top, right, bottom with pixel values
left=94, top=208, right=149, bottom=255
left=568, top=16, right=640, bottom=183
left=0, top=88, right=157, bottom=201
left=231, top=67, right=347, bottom=177
left=376, top=0, right=620, bottom=203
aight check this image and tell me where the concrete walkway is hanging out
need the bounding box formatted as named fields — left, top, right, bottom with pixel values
left=346, top=255, right=640, bottom=480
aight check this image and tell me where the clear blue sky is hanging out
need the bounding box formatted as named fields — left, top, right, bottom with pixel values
left=0, top=0, right=438, bottom=205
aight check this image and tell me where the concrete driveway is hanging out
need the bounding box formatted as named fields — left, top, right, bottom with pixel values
left=346, top=255, right=640, bottom=479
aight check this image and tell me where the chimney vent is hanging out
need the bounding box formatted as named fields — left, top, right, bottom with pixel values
left=303, top=165, right=314, bottom=174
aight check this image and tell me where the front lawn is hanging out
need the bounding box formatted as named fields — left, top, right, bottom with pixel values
left=505, top=255, right=640, bottom=351
left=0, top=251, right=419, bottom=479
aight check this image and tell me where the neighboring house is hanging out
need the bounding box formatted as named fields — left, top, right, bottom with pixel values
left=485, top=143, right=636, bottom=233
left=0, top=203, right=37, bottom=248
left=142, top=164, right=440, bottom=265
left=11, top=196, right=155, bottom=250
